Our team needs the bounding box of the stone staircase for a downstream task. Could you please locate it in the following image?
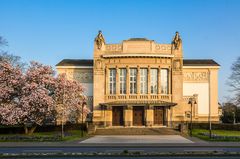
[94,127,180,135]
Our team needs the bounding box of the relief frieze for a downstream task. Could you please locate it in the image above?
[73,71,93,83]
[183,72,209,82]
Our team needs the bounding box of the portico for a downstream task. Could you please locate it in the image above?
[100,100,176,127]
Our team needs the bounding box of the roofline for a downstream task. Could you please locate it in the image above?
[183,66,220,69]
[56,66,93,69]
[102,53,174,58]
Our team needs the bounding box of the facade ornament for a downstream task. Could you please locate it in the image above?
[95,30,105,49]
[172,31,182,50]
[173,59,181,70]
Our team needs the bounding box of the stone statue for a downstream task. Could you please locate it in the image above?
[95,30,105,49]
[172,31,182,50]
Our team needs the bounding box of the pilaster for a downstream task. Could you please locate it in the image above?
[137,66,140,95]
[158,66,161,94]
[126,66,130,98]
[147,65,151,96]
[116,66,119,95]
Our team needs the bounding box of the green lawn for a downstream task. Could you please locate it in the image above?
[192,129,240,142]
[0,130,87,142]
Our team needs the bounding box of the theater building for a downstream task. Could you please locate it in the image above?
[56,31,221,128]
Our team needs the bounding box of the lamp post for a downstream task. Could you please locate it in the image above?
[81,100,87,137]
[188,98,197,137]
[61,106,64,138]
[233,111,236,125]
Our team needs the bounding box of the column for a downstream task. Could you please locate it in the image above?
[158,66,161,94]
[147,65,151,96]
[116,66,119,96]
[124,105,133,127]
[126,66,130,98]
[168,68,171,96]
[105,66,109,95]
[137,66,140,95]
[105,106,112,127]
[146,105,154,127]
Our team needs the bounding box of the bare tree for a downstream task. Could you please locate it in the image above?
[228,57,240,106]
[0,36,26,70]
[220,102,239,123]
[0,36,7,46]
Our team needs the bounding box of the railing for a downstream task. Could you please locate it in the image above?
[105,94,172,102]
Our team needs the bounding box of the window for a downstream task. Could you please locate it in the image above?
[109,69,116,94]
[161,69,169,94]
[130,68,137,94]
[150,69,158,94]
[119,68,126,94]
[140,68,148,94]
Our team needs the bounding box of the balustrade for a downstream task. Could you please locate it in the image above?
[105,94,172,102]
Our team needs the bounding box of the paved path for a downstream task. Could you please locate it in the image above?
[80,135,193,144]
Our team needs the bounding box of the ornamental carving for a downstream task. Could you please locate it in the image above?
[95,59,103,69]
[105,44,122,51]
[173,59,182,70]
[155,44,172,53]
[73,71,93,83]
[183,72,208,82]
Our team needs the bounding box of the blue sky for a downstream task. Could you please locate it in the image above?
[1,0,240,102]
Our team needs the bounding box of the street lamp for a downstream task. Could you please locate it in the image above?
[61,106,64,138]
[188,98,197,137]
[81,100,87,137]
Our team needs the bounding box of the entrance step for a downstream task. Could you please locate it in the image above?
[94,127,180,135]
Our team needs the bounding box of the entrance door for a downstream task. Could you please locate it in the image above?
[112,106,123,126]
[133,106,144,126]
[154,107,164,125]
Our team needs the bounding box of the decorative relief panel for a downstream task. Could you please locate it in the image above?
[173,59,182,71]
[105,44,122,52]
[155,44,172,53]
[95,59,103,70]
[183,72,209,82]
[73,70,93,83]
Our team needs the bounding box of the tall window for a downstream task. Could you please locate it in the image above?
[150,69,158,94]
[109,68,116,94]
[130,68,137,94]
[119,68,126,94]
[140,68,148,94]
[161,69,169,94]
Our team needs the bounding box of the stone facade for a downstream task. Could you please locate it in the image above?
[56,32,221,128]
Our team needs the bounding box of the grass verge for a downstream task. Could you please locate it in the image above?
[0,130,87,142]
[192,129,240,142]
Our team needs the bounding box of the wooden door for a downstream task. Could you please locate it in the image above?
[112,106,123,126]
[133,106,144,126]
[154,107,164,125]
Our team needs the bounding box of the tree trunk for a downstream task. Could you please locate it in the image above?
[23,125,37,135]
[28,125,37,135]
[24,125,28,134]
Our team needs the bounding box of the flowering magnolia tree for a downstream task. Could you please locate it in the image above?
[0,60,89,135]
[53,74,90,124]
[0,61,25,125]
[19,62,56,134]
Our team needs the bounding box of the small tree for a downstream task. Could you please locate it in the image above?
[221,102,239,124]
[53,74,89,126]
[228,57,240,106]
